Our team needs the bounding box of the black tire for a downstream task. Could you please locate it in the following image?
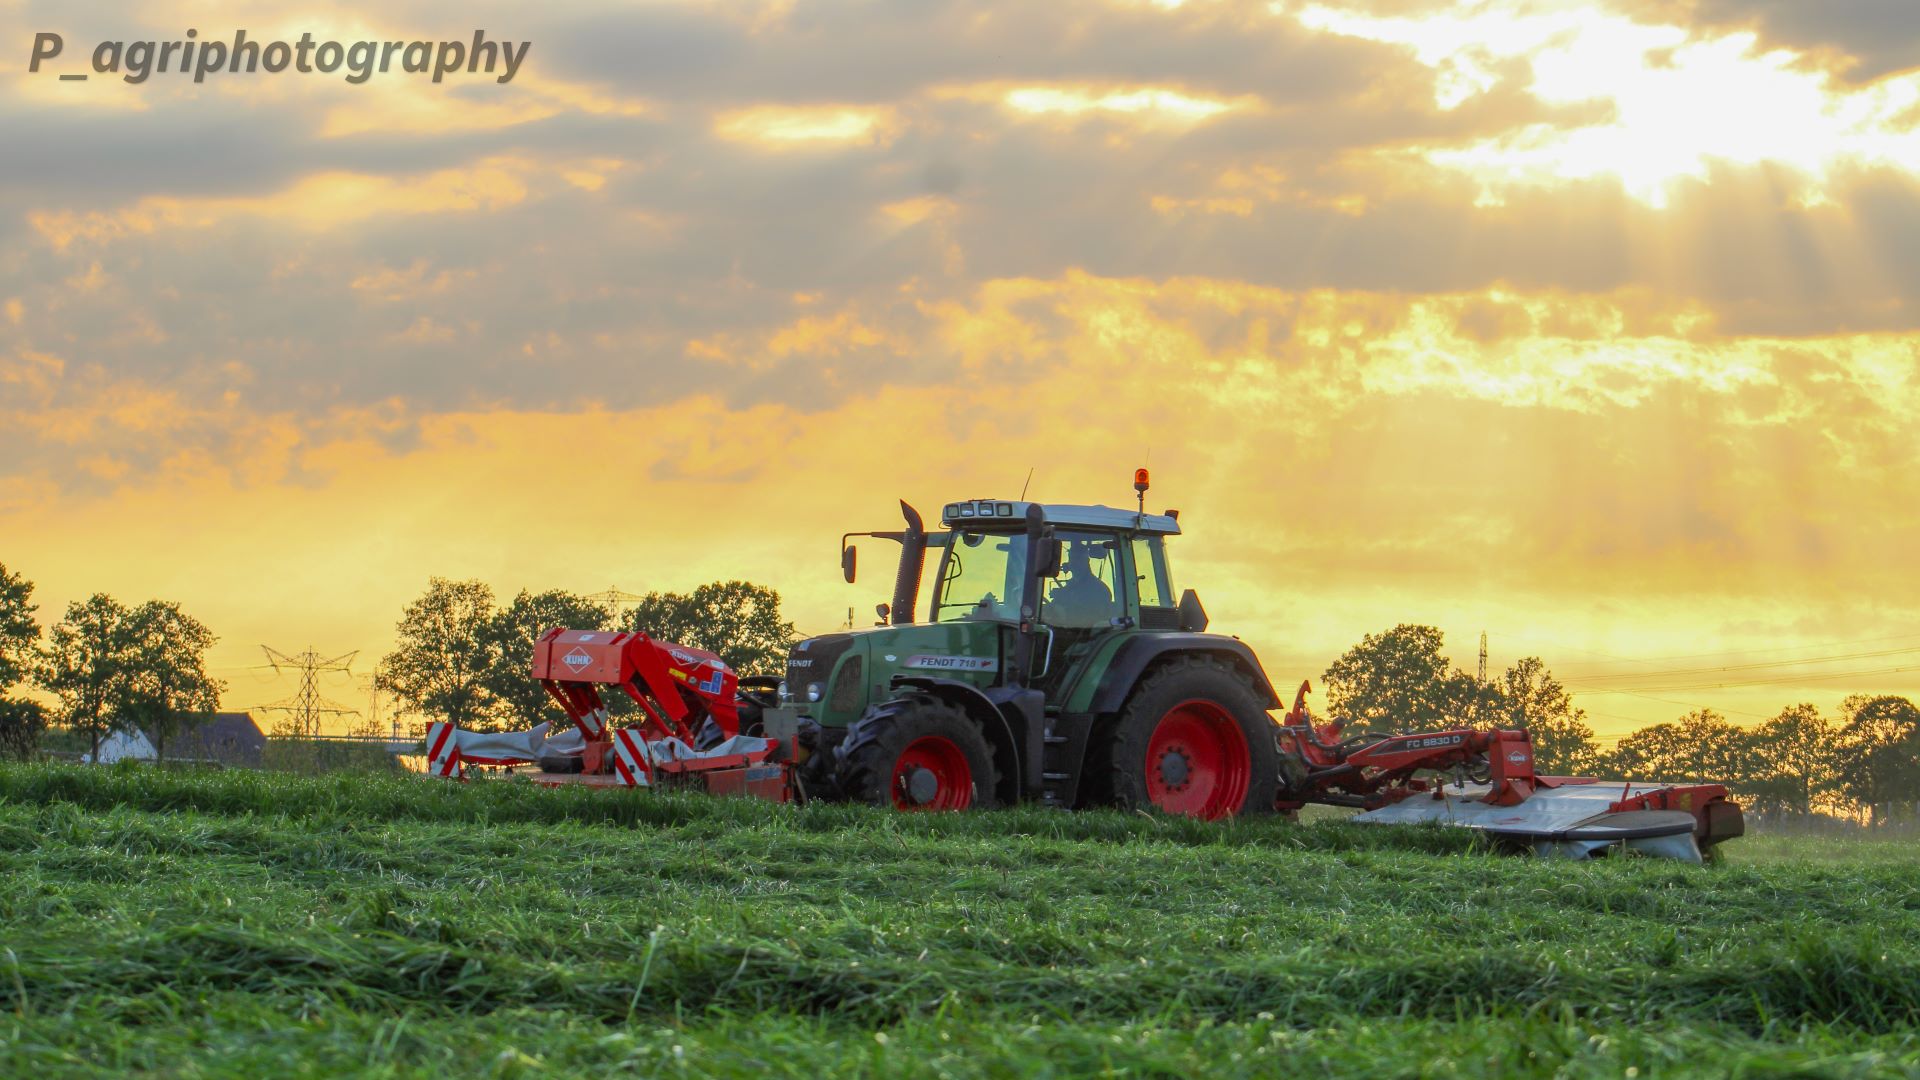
[1104,655,1281,820]
[838,695,1001,811]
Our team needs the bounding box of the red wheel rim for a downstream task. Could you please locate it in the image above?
[891,735,974,811]
[1143,699,1250,820]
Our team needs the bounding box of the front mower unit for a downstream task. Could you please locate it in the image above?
[425,628,796,800]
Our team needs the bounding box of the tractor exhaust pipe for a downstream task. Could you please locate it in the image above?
[890,501,926,625]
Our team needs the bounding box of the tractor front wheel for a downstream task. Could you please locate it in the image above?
[839,697,1000,811]
[1105,656,1281,820]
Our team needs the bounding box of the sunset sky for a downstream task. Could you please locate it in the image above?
[4,0,1919,739]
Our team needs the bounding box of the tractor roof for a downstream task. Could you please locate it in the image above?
[940,499,1181,535]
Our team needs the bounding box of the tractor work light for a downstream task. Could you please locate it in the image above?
[941,500,1022,526]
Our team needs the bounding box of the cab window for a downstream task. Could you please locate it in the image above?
[1041,531,1123,628]
[1132,536,1175,610]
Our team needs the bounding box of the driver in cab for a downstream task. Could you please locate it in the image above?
[1044,541,1117,628]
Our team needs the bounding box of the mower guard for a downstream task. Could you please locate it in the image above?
[1352,780,1740,862]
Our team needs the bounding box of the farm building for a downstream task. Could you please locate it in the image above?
[82,713,268,767]
[160,712,268,767]
[85,728,157,764]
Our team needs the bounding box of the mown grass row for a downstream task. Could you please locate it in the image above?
[0,760,1485,852]
[2,763,1917,1077]
[10,906,1915,1032]
[8,1003,1920,1079]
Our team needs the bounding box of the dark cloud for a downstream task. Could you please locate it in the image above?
[1626,0,1920,81]
[542,0,1393,107]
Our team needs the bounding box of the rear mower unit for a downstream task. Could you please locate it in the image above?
[421,472,1745,860]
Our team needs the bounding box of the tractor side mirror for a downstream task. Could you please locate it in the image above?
[1177,589,1209,632]
[1036,538,1063,578]
[841,545,857,583]
[875,602,891,625]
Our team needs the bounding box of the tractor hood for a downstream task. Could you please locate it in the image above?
[786,621,1005,727]
[785,632,861,708]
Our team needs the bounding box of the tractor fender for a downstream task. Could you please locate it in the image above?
[1043,636,1283,809]
[1088,634,1283,714]
[840,677,1030,805]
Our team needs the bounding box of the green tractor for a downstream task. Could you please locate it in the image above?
[767,476,1286,819]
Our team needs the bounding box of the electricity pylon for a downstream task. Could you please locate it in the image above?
[258,646,359,738]
[584,586,645,616]
[583,584,645,611]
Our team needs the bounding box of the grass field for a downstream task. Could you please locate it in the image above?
[0,764,1916,1078]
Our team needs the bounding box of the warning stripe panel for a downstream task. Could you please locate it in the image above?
[426,722,453,763]
[612,728,650,787]
[425,721,465,779]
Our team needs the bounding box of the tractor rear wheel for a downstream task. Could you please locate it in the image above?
[1105,655,1280,820]
[839,696,1000,811]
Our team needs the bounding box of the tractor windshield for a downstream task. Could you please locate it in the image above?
[932,531,1028,623]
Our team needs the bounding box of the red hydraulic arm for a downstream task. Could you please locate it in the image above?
[1277,679,1537,809]
[531,629,741,747]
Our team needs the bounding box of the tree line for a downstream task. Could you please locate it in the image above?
[7,556,1913,823]
[374,578,796,734]
[1323,624,1920,825]
[0,562,222,761]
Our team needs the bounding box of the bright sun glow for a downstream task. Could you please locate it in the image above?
[713,105,898,147]
[1296,1,1920,207]
[1004,86,1241,121]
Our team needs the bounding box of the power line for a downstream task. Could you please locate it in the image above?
[1575,663,1920,695]
[1501,628,1917,720]
[1521,631,1920,673]
[1570,686,1774,720]
[257,646,359,738]
[1568,645,1920,685]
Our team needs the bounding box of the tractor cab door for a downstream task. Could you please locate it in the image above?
[1033,529,1133,695]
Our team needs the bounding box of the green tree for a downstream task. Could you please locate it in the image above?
[0,562,39,692]
[1835,695,1920,826]
[377,579,499,730]
[483,589,611,730]
[114,600,224,762]
[1604,709,1751,785]
[37,594,132,761]
[0,698,47,761]
[0,562,44,760]
[622,581,797,677]
[1322,624,1480,731]
[1496,656,1598,774]
[1743,703,1839,819]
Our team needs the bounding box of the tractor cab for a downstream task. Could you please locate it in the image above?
[929,499,1182,632]
[811,495,1201,727]
[922,500,1188,700]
